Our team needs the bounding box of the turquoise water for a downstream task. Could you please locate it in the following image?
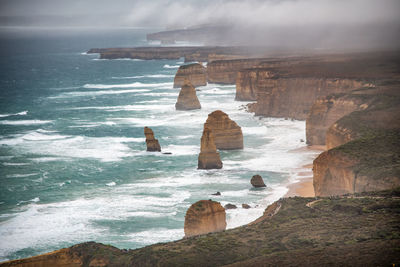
[0,28,318,261]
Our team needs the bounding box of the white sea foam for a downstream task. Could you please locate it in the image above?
[83,82,173,89]
[106,182,116,186]
[6,173,40,178]
[0,120,52,126]
[49,89,151,99]
[127,228,183,244]
[111,74,174,79]
[2,162,30,166]
[163,64,180,69]
[0,111,28,118]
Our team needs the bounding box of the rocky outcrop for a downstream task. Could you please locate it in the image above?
[184,200,226,238]
[253,77,365,120]
[205,110,243,150]
[224,204,237,209]
[250,175,266,187]
[173,63,207,88]
[313,131,400,196]
[198,124,223,169]
[306,89,374,146]
[144,127,161,152]
[236,68,276,101]
[175,80,201,110]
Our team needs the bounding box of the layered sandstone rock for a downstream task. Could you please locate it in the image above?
[184,200,226,237]
[306,91,372,146]
[205,110,243,150]
[253,78,365,120]
[198,124,223,169]
[236,68,275,101]
[250,174,266,187]
[173,63,207,88]
[175,80,201,110]
[144,127,161,152]
[313,131,400,197]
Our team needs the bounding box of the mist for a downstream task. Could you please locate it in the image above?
[1,0,399,50]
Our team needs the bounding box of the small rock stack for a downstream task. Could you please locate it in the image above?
[144,127,161,152]
[175,79,201,110]
[198,124,223,169]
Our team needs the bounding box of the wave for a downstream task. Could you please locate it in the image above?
[83,82,173,89]
[163,64,180,69]
[49,89,151,99]
[0,111,28,118]
[111,74,175,79]
[6,173,40,178]
[0,120,52,126]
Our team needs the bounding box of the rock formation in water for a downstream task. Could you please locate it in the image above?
[198,124,223,169]
[184,200,226,238]
[205,110,243,150]
[173,63,207,88]
[144,127,161,152]
[224,204,237,209]
[175,79,201,110]
[251,174,266,187]
[242,204,251,209]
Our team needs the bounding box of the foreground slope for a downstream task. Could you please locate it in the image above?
[3,189,400,266]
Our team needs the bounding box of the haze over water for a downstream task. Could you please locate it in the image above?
[0,28,319,261]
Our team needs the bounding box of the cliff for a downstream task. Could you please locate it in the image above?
[4,189,400,266]
[313,131,400,196]
[175,80,201,110]
[205,110,243,150]
[198,124,223,169]
[184,200,226,238]
[173,63,207,88]
[306,88,375,146]
[144,127,161,152]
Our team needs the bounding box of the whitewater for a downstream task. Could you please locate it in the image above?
[0,28,319,262]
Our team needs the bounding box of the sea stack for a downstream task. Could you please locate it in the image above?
[175,79,201,110]
[198,124,223,169]
[144,127,161,152]
[251,175,266,187]
[184,200,226,238]
[173,63,207,88]
[206,110,244,150]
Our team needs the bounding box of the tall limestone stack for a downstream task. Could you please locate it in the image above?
[175,79,201,110]
[198,124,223,169]
[144,127,161,152]
[173,63,207,88]
[184,200,226,237]
[205,110,243,150]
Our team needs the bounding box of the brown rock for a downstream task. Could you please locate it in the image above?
[173,63,207,88]
[198,124,223,169]
[144,127,161,152]
[205,110,243,150]
[184,200,226,237]
[224,203,237,209]
[175,79,201,110]
[251,175,266,188]
[242,204,251,209]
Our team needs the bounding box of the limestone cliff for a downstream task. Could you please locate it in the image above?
[236,68,276,101]
[175,80,201,110]
[198,124,223,169]
[184,200,226,237]
[205,110,243,150]
[253,77,365,120]
[306,89,374,146]
[173,63,207,88]
[144,127,161,152]
[313,131,400,196]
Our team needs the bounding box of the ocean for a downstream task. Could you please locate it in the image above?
[0,27,319,262]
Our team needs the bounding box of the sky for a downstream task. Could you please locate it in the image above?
[0,0,399,49]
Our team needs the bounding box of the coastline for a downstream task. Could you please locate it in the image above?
[285,145,326,198]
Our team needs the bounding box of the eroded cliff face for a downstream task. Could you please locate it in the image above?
[198,124,223,169]
[205,110,243,150]
[175,80,201,110]
[236,68,276,101]
[313,131,400,197]
[253,78,365,120]
[173,63,207,88]
[306,92,372,146]
[184,200,226,238]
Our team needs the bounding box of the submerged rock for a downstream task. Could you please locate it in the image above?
[184,200,226,237]
[224,203,237,209]
[211,191,221,196]
[175,79,201,110]
[198,124,223,169]
[205,110,243,150]
[251,175,266,188]
[242,204,251,209]
[144,127,161,152]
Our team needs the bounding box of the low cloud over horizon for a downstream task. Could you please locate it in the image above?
[1,0,399,50]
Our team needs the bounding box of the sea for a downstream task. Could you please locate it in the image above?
[0,27,319,262]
